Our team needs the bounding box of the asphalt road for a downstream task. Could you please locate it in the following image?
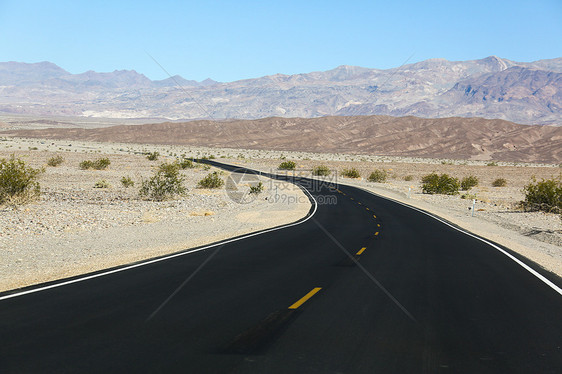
[1,162,561,373]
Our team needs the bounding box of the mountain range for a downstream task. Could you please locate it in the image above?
[0,56,560,125]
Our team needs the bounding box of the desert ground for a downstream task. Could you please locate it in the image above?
[1,136,560,292]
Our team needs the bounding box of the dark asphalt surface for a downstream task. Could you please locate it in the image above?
[1,161,561,373]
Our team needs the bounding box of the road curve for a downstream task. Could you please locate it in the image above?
[1,161,561,373]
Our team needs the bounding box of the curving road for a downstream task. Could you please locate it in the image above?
[1,161,561,373]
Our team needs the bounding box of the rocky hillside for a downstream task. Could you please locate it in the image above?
[3,115,561,163]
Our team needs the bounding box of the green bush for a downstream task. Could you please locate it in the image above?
[421,173,460,195]
[197,171,225,189]
[178,158,195,169]
[486,161,498,167]
[249,182,264,195]
[404,175,414,181]
[139,162,186,201]
[367,169,388,183]
[79,160,93,169]
[492,178,507,187]
[460,175,479,190]
[341,168,361,178]
[94,180,110,188]
[47,155,64,167]
[0,155,42,205]
[121,176,135,188]
[521,177,562,214]
[80,158,111,170]
[146,151,160,161]
[312,165,331,176]
[278,161,296,170]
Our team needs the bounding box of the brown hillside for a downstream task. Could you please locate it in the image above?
[2,115,561,163]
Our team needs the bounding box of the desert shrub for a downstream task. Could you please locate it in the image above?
[93,158,111,169]
[520,177,562,214]
[460,175,479,190]
[178,158,195,169]
[249,182,264,194]
[79,160,93,169]
[121,176,135,188]
[492,178,507,187]
[80,158,111,170]
[94,180,110,188]
[139,162,186,201]
[367,170,388,183]
[146,151,160,161]
[312,165,331,176]
[341,168,361,178]
[0,155,42,205]
[278,161,296,170]
[197,171,225,189]
[47,155,64,167]
[421,173,460,195]
[486,161,498,167]
[158,162,181,174]
[404,175,414,181]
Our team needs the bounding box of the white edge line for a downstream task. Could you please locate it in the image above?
[0,176,318,301]
[352,184,562,297]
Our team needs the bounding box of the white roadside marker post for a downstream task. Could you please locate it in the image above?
[472,199,476,217]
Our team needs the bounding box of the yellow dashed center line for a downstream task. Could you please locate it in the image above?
[288,288,322,310]
[373,215,377,219]
[358,202,362,205]
[356,247,366,255]
[365,207,370,211]
[377,224,381,227]
[350,197,354,200]
[375,232,379,236]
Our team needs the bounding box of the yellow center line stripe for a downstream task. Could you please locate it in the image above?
[350,197,354,200]
[289,287,322,310]
[373,215,377,219]
[377,224,381,227]
[358,202,362,205]
[375,232,379,236]
[365,207,370,211]
[356,247,366,255]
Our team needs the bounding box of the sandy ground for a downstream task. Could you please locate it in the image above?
[1,137,560,292]
[0,139,310,292]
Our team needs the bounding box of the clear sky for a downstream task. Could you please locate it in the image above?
[0,0,560,82]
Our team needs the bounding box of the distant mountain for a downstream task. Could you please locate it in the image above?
[0,57,560,125]
[0,61,69,85]
[0,61,216,89]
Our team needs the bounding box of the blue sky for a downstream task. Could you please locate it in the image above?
[0,0,560,82]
